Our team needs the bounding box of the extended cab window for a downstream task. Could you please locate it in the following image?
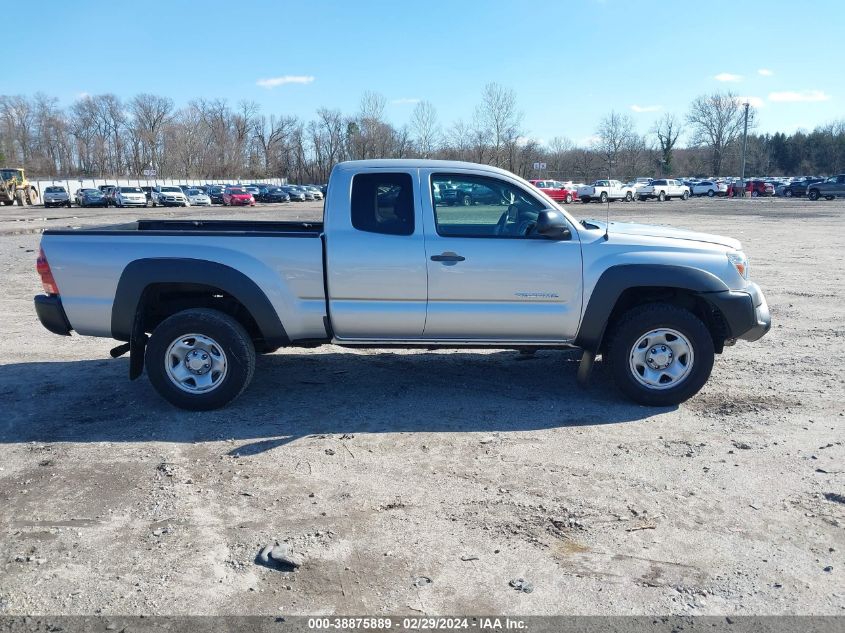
[351,172,414,236]
[431,173,545,238]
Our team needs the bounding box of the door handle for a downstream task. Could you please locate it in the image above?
[430,253,465,262]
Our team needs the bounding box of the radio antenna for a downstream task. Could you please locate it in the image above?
[604,176,611,241]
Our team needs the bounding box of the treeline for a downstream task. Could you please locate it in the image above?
[1,86,842,182]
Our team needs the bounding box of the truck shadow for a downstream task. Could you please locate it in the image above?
[0,349,674,453]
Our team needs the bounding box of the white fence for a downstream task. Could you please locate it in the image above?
[29,176,287,195]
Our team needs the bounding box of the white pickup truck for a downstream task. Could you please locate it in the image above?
[34,160,770,410]
[577,180,635,203]
[637,179,690,201]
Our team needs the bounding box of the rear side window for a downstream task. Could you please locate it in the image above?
[351,173,414,236]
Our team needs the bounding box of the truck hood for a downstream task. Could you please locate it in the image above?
[584,219,741,250]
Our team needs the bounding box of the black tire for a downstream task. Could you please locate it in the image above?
[600,192,608,203]
[784,189,793,197]
[808,189,819,201]
[461,194,472,206]
[638,196,647,202]
[605,303,714,406]
[145,308,256,411]
[657,191,666,202]
[682,191,689,200]
[625,191,633,202]
[581,197,590,203]
[565,193,573,204]
[707,190,715,197]
[825,196,835,201]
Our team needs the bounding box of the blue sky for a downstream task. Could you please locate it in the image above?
[21,0,845,146]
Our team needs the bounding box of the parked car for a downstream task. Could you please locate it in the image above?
[305,185,324,200]
[637,179,690,201]
[113,186,148,208]
[99,185,118,206]
[74,188,99,205]
[783,177,824,197]
[152,186,189,207]
[735,180,774,197]
[691,181,728,197]
[206,186,226,204]
[77,189,107,208]
[222,186,255,206]
[243,186,261,199]
[291,185,315,201]
[528,180,578,204]
[578,180,636,203]
[439,181,502,206]
[140,186,154,202]
[282,186,306,202]
[43,186,71,208]
[184,188,212,206]
[807,174,845,200]
[257,187,290,203]
[33,159,771,411]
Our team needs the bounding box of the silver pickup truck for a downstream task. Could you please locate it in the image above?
[34,160,771,410]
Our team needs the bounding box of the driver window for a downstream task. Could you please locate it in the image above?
[431,173,545,238]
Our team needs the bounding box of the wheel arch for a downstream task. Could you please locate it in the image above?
[111,258,289,349]
[574,264,731,354]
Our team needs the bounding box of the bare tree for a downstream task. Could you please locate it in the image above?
[652,113,682,176]
[129,94,173,173]
[687,92,754,176]
[476,83,522,168]
[596,111,634,178]
[410,100,439,158]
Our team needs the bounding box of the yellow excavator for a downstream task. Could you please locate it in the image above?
[0,168,40,206]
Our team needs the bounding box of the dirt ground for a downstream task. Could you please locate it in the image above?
[0,196,842,616]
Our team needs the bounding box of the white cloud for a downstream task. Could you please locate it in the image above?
[76,91,90,100]
[734,96,765,108]
[579,134,600,147]
[256,75,315,88]
[768,90,831,103]
[630,104,662,113]
[390,98,420,105]
[714,72,743,82]
[757,68,774,76]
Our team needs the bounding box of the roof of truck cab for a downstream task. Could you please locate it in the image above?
[334,159,517,177]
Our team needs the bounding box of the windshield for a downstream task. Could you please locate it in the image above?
[45,186,65,193]
[228,188,245,194]
[120,187,142,193]
[160,187,181,193]
[187,189,202,195]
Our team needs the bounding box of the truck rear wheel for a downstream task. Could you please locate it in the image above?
[600,192,608,203]
[605,303,714,406]
[657,191,666,202]
[145,308,256,411]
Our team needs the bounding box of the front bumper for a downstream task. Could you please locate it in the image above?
[705,282,771,343]
[34,294,72,336]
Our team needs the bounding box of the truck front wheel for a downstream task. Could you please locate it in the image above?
[145,308,256,411]
[605,303,714,406]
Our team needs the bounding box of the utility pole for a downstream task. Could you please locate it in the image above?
[739,102,750,194]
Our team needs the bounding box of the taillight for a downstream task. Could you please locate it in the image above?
[37,247,60,295]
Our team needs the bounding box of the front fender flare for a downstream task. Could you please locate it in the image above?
[573,264,729,352]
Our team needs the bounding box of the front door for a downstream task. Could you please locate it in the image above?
[325,169,428,340]
[421,170,583,342]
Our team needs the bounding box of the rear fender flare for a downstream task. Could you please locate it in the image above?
[111,258,289,347]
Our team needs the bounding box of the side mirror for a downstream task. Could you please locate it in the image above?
[535,209,571,240]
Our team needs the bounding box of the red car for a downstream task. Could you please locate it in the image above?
[222,186,255,206]
[529,179,578,204]
[727,180,774,198]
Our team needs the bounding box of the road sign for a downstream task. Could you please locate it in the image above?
[533,162,546,170]
[142,169,157,177]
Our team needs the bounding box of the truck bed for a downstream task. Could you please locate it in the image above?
[44,219,323,237]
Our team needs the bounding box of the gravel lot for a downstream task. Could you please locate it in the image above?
[0,196,842,616]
